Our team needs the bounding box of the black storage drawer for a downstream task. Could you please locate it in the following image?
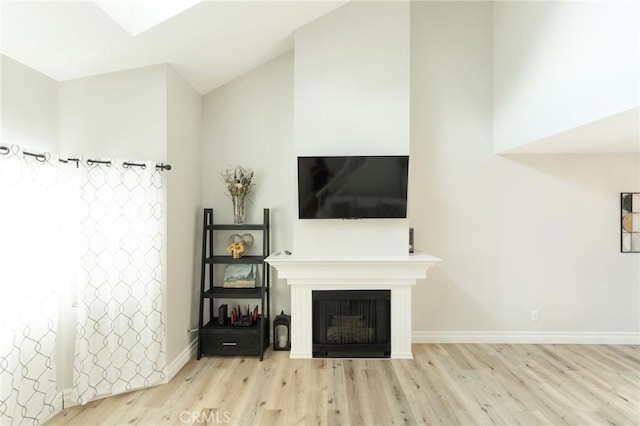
[200,319,269,356]
[201,330,260,355]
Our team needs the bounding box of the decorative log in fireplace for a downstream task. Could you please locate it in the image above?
[312,290,391,358]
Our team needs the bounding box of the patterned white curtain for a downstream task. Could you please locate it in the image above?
[73,160,167,404]
[0,146,168,424]
[0,148,66,425]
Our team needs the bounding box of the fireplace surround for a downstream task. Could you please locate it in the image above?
[265,253,440,359]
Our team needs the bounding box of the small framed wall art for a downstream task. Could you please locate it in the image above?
[621,192,640,253]
[223,264,258,288]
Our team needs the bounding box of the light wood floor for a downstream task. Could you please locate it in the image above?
[47,344,639,426]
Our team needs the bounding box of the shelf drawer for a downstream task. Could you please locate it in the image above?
[201,330,261,355]
[199,319,269,356]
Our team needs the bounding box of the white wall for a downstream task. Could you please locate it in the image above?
[201,51,295,315]
[493,1,640,153]
[1,55,59,152]
[293,1,411,256]
[294,1,410,155]
[411,1,639,341]
[58,65,167,160]
[165,66,202,365]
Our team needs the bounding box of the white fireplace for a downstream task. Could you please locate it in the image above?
[265,253,440,359]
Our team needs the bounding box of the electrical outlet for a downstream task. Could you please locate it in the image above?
[531,310,538,321]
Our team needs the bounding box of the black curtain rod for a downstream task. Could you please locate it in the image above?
[86,158,172,171]
[123,161,145,169]
[23,150,49,162]
[87,158,112,167]
[0,146,171,171]
[59,158,81,167]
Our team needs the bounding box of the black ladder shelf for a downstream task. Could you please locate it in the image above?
[197,208,270,361]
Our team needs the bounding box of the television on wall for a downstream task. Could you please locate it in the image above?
[297,155,409,219]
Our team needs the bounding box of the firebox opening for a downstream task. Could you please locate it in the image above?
[312,290,391,358]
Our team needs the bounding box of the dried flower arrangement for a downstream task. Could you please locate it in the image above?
[220,165,254,197]
[220,165,255,224]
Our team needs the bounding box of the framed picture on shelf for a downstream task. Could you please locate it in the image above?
[223,264,258,288]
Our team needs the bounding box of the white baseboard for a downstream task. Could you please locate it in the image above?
[412,330,640,345]
[167,338,198,382]
[63,389,84,409]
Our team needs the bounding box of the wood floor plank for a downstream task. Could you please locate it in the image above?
[326,360,349,424]
[46,344,640,426]
[258,409,282,426]
[392,359,440,424]
[233,352,279,426]
[142,358,228,425]
[343,360,370,426]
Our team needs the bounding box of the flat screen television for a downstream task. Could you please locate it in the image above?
[298,155,409,219]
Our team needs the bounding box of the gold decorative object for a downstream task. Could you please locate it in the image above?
[226,241,246,259]
[227,233,253,258]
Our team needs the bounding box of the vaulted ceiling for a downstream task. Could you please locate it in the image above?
[0,0,347,94]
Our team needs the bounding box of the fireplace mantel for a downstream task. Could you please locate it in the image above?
[265,253,440,359]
